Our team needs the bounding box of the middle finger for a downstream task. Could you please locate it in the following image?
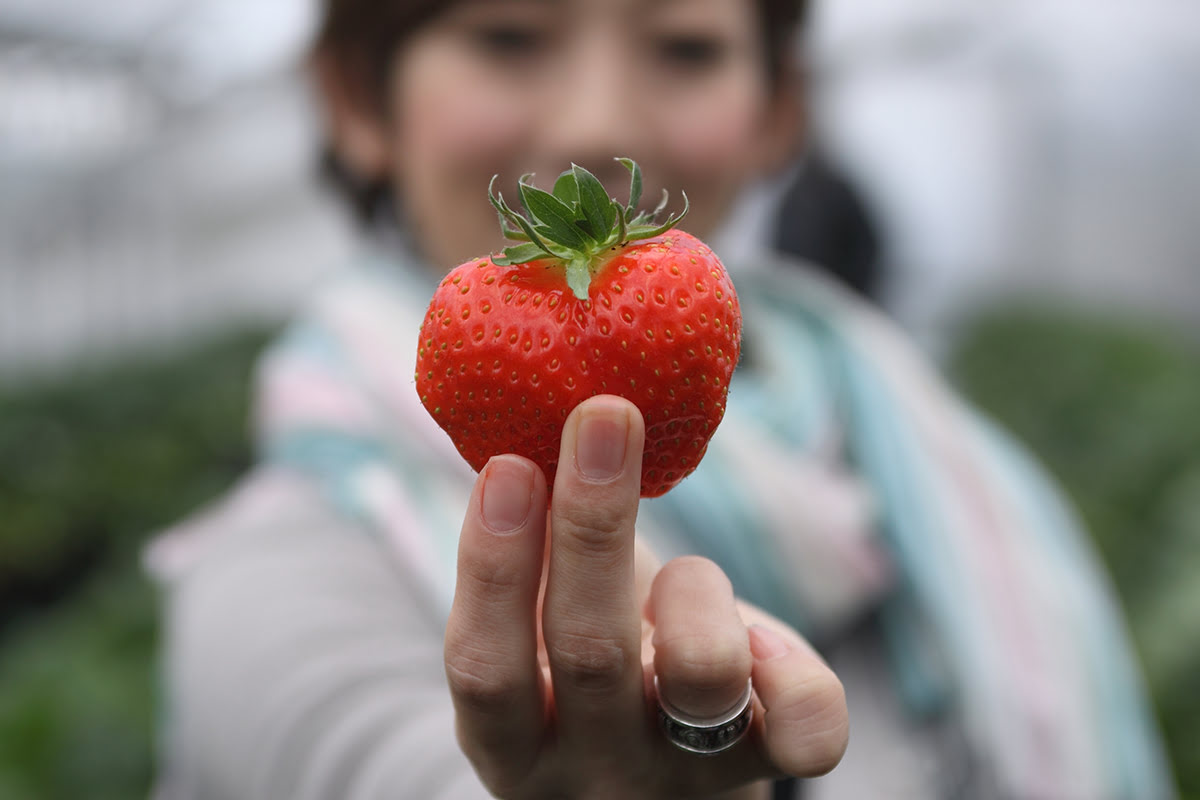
[542,395,647,750]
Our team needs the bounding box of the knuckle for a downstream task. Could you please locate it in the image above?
[660,634,752,691]
[556,501,627,551]
[444,647,522,715]
[775,666,846,720]
[459,548,528,596]
[545,629,633,693]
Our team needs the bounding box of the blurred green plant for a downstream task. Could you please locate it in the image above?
[0,329,271,799]
[0,332,270,625]
[0,559,158,800]
[951,305,1200,799]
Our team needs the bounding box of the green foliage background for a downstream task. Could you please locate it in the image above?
[951,307,1200,798]
[0,308,1196,798]
[0,330,270,800]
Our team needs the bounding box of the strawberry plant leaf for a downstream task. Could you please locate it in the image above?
[489,176,538,243]
[553,170,580,206]
[483,159,686,297]
[573,164,617,242]
[499,223,530,242]
[509,205,555,252]
[629,191,689,240]
[493,241,549,265]
[651,188,670,218]
[519,181,589,249]
[618,157,643,217]
[565,255,592,300]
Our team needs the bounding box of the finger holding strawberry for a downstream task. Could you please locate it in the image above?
[415,159,742,496]
[444,395,849,799]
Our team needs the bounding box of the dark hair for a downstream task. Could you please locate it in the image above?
[313,0,445,112]
[313,0,810,223]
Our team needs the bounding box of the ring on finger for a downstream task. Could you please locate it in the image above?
[654,676,753,756]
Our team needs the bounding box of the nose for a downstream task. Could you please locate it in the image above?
[538,28,650,182]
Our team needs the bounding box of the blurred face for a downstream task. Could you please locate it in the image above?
[355,0,794,270]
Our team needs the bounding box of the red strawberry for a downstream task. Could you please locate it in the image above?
[415,159,741,497]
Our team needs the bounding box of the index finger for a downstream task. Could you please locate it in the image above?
[541,395,647,752]
[444,455,549,789]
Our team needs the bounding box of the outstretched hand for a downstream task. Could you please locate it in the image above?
[444,395,848,799]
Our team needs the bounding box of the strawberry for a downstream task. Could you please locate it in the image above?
[415,159,741,497]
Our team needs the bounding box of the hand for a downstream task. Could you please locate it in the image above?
[444,395,848,799]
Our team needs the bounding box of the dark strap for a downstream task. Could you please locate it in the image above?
[772,777,801,799]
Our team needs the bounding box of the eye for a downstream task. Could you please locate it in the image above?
[655,34,727,70]
[468,23,548,58]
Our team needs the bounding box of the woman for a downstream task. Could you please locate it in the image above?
[148,1,1173,798]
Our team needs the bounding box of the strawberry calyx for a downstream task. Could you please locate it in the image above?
[488,157,689,301]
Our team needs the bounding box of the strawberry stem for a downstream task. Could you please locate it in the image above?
[489,158,688,301]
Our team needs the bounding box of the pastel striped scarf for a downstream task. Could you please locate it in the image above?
[252,247,1173,799]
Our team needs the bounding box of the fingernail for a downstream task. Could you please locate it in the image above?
[748,624,793,662]
[481,457,534,533]
[575,402,628,480]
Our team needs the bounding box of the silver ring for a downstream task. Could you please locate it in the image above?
[654,676,753,755]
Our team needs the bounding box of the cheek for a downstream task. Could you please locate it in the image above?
[641,85,771,237]
[656,86,766,175]
[659,93,765,201]
[400,66,530,169]
[387,58,536,264]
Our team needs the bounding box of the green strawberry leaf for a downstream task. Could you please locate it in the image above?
[489,200,523,242]
[492,241,549,265]
[628,191,689,240]
[614,201,628,248]
[519,180,590,249]
[552,170,581,206]
[489,177,536,242]
[486,158,687,301]
[618,158,643,216]
[490,187,556,255]
[509,208,556,253]
[573,164,617,242]
[565,255,592,300]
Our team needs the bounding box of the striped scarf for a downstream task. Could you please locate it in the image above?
[248,246,1171,799]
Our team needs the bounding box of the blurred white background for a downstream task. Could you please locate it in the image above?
[2,0,1198,377]
[808,0,1200,353]
[0,0,352,379]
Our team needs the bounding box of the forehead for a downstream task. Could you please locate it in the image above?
[447,0,756,15]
